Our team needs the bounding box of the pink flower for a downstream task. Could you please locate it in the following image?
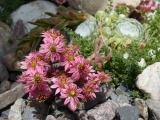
[60,83,84,111]
[20,51,48,74]
[41,29,64,41]
[29,86,52,102]
[55,0,67,4]
[51,77,73,95]
[24,71,50,92]
[17,71,30,84]
[68,56,95,80]
[97,71,111,83]
[87,73,101,87]
[82,83,99,100]
[61,53,76,71]
[39,37,64,62]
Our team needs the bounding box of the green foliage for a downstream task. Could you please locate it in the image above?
[103,40,160,98]
[115,5,129,15]
[63,27,95,58]
[147,7,160,41]
[0,0,25,25]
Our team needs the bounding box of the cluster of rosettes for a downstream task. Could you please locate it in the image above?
[139,0,158,13]
[17,29,110,111]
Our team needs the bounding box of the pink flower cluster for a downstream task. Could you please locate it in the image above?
[139,0,158,13]
[18,29,111,111]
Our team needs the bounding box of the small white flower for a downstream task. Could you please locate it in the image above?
[137,58,147,68]
[148,49,156,58]
[157,47,160,51]
[123,52,129,59]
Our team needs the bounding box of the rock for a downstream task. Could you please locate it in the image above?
[115,106,140,120]
[0,117,6,120]
[87,100,118,120]
[11,1,57,32]
[67,0,108,15]
[74,110,88,120]
[46,115,57,120]
[78,83,112,110]
[135,98,148,120]
[115,84,130,97]
[22,100,49,120]
[112,0,141,8]
[74,18,97,38]
[2,53,18,71]
[51,103,76,120]
[10,82,19,89]
[0,22,12,60]
[116,95,130,107]
[0,84,25,110]
[8,98,25,120]
[146,99,160,120]
[110,91,118,101]
[0,62,9,82]
[0,81,11,93]
[136,62,160,100]
[1,107,10,119]
[67,0,140,15]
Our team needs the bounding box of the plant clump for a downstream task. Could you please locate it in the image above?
[18,29,111,111]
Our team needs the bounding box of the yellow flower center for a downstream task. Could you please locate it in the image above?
[87,87,93,92]
[70,90,76,96]
[60,73,67,79]
[49,45,56,52]
[68,56,74,61]
[77,64,84,71]
[37,93,47,102]
[60,80,66,87]
[100,75,105,81]
[92,81,97,85]
[34,75,42,83]
[51,33,57,38]
[31,61,36,67]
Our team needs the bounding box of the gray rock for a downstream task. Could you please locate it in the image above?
[0,117,7,120]
[135,98,148,120]
[110,92,118,101]
[46,115,57,120]
[116,84,130,96]
[67,0,140,15]
[67,0,108,15]
[116,94,130,107]
[74,18,97,38]
[1,108,10,119]
[0,84,25,110]
[22,100,49,120]
[11,1,57,32]
[0,81,11,93]
[8,98,25,120]
[87,100,118,120]
[10,82,19,89]
[115,106,140,120]
[0,22,12,60]
[51,103,76,120]
[146,99,160,120]
[0,62,9,82]
[136,62,160,100]
[74,110,88,120]
[2,53,18,71]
